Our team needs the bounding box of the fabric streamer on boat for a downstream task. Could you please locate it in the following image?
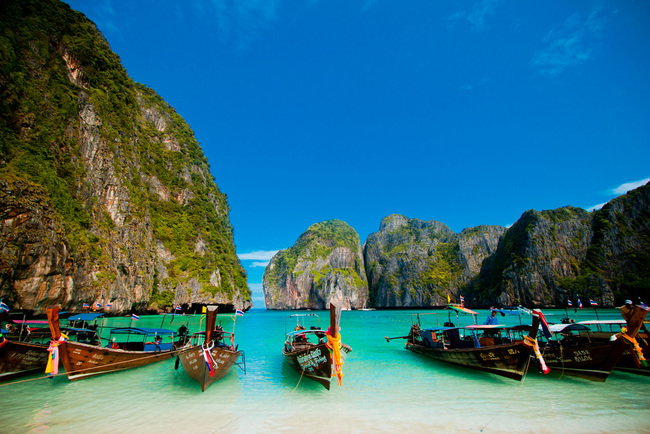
[326,329,344,386]
[203,342,215,377]
[618,327,648,367]
[523,335,549,374]
[45,333,68,377]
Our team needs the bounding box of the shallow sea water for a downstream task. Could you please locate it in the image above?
[3,308,650,433]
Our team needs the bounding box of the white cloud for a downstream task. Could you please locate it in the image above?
[609,177,650,195]
[200,0,282,52]
[585,203,607,212]
[581,176,649,211]
[531,4,604,77]
[250,261,270,268]
[467,0,502,31]
[447,0,502,31]
[237,250,279,261]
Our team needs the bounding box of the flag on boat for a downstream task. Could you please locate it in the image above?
[175,305,182,311]
[460,295,465,306]
[83,303,90,308]
[236,309,244,317]
[589,299,598,307]
[640,300,649,310]
[131,313,139,321]
[536,310,553,339]
[567,299,572,307]
[96,303,101,309]
[203,343,215,377]
[0,300,9,313]
[578,298,583,309]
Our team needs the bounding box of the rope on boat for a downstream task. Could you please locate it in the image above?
[540,343,565,379]
[291,368,306,393]
[523,335,549,374]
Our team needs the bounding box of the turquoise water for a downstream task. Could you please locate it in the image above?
[3,309,650,433]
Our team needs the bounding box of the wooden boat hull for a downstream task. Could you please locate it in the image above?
[59,340,176,380]
[406,341,533,381]
[585,330,650,376]
[540,341,626,381]
[177,344,241,392]
[0,340,48,382]
[283,342,334,389]
[615,334,650,375]
[542,306,649,381]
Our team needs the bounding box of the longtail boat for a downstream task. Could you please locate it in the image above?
[1,310,99,382]
[175,305,245,392]
[538,306,649,381]
[0,338,49,382]
[282,302,351,390]
[46,306,184,380]
[576,319,650,376]
[386,306,542,381]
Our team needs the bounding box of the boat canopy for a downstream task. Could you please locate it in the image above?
[549,323,591,333]
[60,326,98,333]
[286,329,324,337]
[67,313,104,321]
[447,304,479,316]
[464,324,509,330]
[9,319,49,325]
[110,327,176,336]
[497,307,532,315]
[577,320,626,325]
[424,326,460,332]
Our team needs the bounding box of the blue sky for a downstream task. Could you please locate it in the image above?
[62,1,650,308]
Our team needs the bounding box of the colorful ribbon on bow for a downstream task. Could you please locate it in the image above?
[618,327,647,367]
[326,330,344,386]
[203,341,215,377]
[45,333,68,377]
[523,335,550,374]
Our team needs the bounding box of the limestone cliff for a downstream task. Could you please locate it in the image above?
[0,0,250,314]
[263,220,369,310]
[469,206,595,307]
[364,215,505,308]
[471,182,650,307]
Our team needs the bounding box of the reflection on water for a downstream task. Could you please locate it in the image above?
[3,309,650,433]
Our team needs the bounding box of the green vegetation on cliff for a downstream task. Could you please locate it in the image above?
[0,0,249,308]
[269,220,360,278]
[422,241,462,288]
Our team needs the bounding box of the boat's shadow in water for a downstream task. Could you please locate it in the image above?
[404,349,518,384]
